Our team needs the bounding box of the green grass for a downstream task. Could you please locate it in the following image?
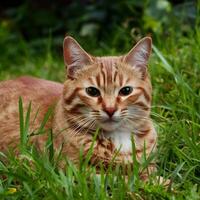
[0,24,200,199]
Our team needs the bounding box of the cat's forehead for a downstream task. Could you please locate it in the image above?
[95,56,122,68]
[95,56,138,79]
[75,56,141,87]
[80,56,141,88]
[96,56,132,74]
[94,57,121,87]
[77,56,123,77]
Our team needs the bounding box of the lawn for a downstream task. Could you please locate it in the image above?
[0,3,200,199]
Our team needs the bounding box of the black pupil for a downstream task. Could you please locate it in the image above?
[119,86,133,96]
[86,87,100,97]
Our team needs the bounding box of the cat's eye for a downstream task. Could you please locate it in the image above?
[86,87,101,97]
[119,86,133,96]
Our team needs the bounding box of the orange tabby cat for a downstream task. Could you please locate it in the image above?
[0,36,157,176]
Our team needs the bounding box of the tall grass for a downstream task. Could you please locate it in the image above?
[0,98,168,200]
[0,25,200,200]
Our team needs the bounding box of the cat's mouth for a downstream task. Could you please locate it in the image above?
[98,118,121,131]
[102,118,119,122]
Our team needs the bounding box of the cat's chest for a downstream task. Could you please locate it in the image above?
[102,129,132,153]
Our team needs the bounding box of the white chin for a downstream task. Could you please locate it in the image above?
[99,122,120,132]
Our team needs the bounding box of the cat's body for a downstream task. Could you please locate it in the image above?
[0,76,63,152]
[0,37,157,174]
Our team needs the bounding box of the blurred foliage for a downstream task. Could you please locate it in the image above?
[0,0,197,48]
[0,2,200,199]
[0,0,198,77]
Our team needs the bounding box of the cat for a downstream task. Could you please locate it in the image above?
[0,36,157,177]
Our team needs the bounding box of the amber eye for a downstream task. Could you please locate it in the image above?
[119,86,133,96]
[86,87,101,97]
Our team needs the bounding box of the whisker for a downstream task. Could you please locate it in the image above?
[124,111,150,120]
[68,117,96,136]
[124,118,151,134]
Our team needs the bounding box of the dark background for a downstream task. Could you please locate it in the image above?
[0,2,200,197]
[0,0,197,54]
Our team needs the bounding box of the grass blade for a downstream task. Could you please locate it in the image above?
[19,97,25,150]
[152,45,175,75]
[36,106,54,135]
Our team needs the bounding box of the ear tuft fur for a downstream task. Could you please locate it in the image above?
[63,36,92,78]
[124,37,152,68]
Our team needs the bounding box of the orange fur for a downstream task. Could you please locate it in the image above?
[0,36,157,176]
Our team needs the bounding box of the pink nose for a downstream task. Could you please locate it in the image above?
[104,107,116,118]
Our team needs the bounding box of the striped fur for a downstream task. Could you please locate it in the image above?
[0,36,157,178]
[53,36,157,172]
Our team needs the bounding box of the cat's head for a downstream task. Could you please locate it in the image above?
[62,36,152,133]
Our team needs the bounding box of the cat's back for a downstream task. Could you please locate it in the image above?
[0,76,63,111]
[0,76,63,151]
[0,76,63,97]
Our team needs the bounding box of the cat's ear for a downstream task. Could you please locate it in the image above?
[63,36,93,79]
[124,37,152,68]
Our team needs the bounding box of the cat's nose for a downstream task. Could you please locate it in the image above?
[104,107,116,118]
